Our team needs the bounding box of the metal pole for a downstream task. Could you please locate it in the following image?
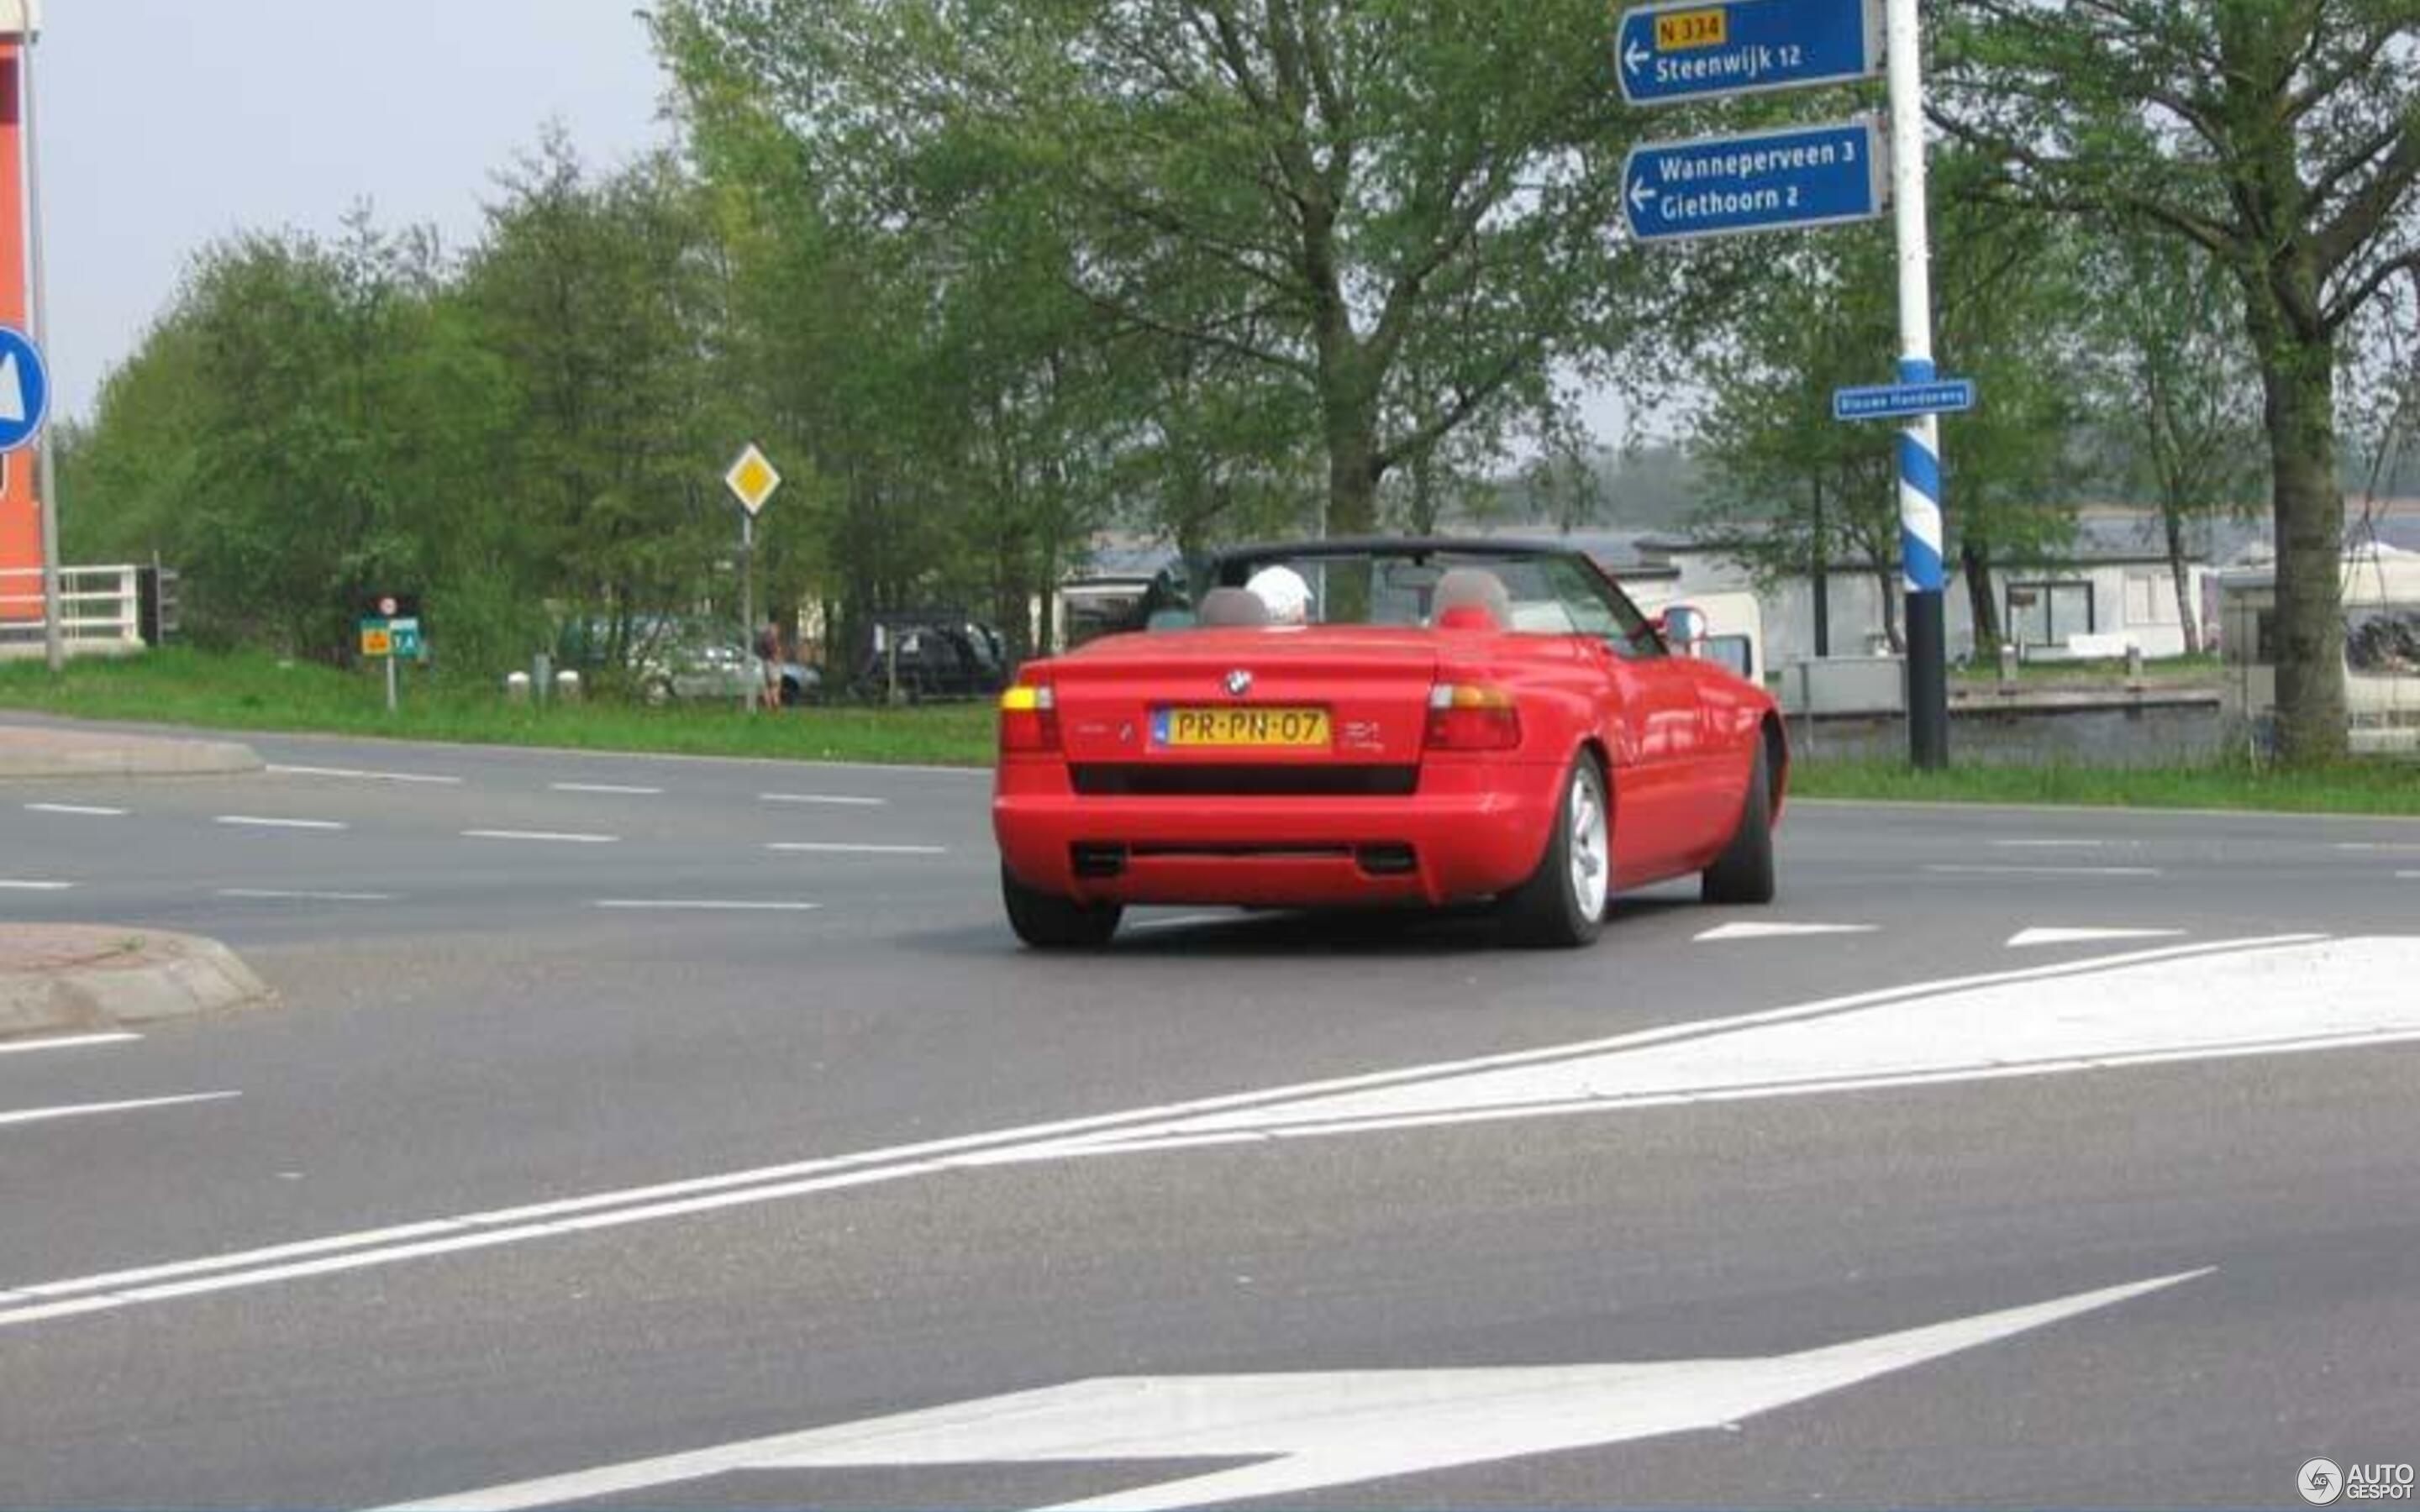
[21,24,60,672]
[385,652,398,715]
[1886,0,1948,769]
[740,509,755,716]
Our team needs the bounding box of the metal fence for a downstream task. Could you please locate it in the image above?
[0,564,153,654]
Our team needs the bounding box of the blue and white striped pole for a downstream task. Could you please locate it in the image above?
[1886,0,1949,768]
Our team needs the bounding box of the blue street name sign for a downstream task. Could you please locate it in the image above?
[1622,119,1886,244]
[1832,378,1978,422]
[1617,0,1885,107]
[0,325,50,453]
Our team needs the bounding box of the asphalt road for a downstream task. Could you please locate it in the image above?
[3,723,2417,1508]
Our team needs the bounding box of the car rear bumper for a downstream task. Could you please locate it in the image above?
[994,758,1565,907]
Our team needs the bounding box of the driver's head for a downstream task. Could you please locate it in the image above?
[1244,564,1312,626]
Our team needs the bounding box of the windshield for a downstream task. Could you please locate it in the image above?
[1163,545,1660,649]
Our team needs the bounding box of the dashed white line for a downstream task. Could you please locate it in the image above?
[216,816,348,832]
[0,1032,139,1057]
[2337,843,2420,853]
[1925,864,2162,878]
[594,900,823,912]
[1696,922,1879,942]
[760,793,887,807]
[766,842,947,856]
[266,764,463,785]
[23,803,128,817]
[1988,839,2112,849]
[2401,871,2420,880]
[217,889,397,903]
[550,783,663,796]
[0,879,75,891]
[2007,927,2186,948]
[0,1091,241,1130]
[461,829,618,845]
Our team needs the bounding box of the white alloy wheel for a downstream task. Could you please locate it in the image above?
[1567,764,1610,921]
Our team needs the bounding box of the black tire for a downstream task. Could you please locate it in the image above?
[1498,753,1610,948]
[1002,862,1123,949]
[1702,736,1777,906]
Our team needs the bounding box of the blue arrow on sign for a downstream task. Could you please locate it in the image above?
[1622,119,1886,244]
[0,327,50,454]
[1618,0,1885,107]
[1833,378,1979,422]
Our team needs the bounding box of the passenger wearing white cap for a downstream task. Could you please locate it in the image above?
[1244,564,1313,626]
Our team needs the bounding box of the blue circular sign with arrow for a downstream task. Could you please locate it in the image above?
[0,325,50,453]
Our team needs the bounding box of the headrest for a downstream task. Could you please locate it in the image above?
[1197,586,1272,627]
[1430,567,1511,630]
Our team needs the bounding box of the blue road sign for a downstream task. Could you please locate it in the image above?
[1622,120,1886,244]
[0,326,50,453]
[1833,378,1978,422]
[1617,0,1885,107]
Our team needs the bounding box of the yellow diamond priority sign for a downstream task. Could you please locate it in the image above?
[723,443,781,517]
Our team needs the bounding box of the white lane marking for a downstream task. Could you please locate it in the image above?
[549,783,663,795]
[1988,838,2112,849]
[23,803,128,816]
[1925,864,2161,877]
[765,842,947,856]
[1695,922,1879,942]
[1126,913,1235,932]
[0,1091,240,1130]
[593,900,823,913]
[216,816,348,832]
[2336,843,2420,853]
[218,889,397,903]
[0,879,74,891]
[377,1271,2208,1512]
[0,1032,140,1056]
[267,764,463,786]
[760,792,887,807]
[0,937,2313,1332]
[2402,871,2420,880]
[1007,934,2420,1160]
[460,830,618,845]
[2008,927,2186,949]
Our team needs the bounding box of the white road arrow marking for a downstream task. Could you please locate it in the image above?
[2008,927,2186,949]
[380,1271,2208,1512]
[1696,921,1879,942]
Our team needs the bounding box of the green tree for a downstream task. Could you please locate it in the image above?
[666,0,1648,539]
[1936,1,2420,759]
[2078,225,2265,654]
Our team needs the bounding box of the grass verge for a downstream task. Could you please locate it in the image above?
[6,648,2414,814]
[1791,756,2420,816]
[0,648,999,766]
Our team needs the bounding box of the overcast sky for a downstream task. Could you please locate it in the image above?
[42,0,671,423]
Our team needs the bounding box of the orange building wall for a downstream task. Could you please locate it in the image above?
[0,41,39,621]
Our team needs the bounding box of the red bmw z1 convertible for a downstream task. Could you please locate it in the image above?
[992,537,1785,949]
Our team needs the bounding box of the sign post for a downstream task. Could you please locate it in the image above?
[1616,0,1883,106]
[723,443,781,716]
[357,594,422,715]
[1883,0,1949,769]
[1621,119,1886,243]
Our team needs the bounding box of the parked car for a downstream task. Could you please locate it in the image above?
[634,623,818,706]
[855,614,1012,702]
[992,536,1786,949]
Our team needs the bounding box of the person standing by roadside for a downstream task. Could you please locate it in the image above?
[756,612,786,711]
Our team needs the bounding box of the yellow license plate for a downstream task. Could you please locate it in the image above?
[1155,706,1330,748]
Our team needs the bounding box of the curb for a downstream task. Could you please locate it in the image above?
[0,927,277,1038]
[0,724,264,780]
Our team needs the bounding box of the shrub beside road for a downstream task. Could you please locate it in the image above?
[3,648,2413,816]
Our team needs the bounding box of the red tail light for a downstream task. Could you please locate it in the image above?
[998,682,1060,753]
[1425,684,1520,751]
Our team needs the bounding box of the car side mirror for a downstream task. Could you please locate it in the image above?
[1659,605,1707,648]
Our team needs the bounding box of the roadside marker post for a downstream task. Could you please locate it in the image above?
[1882,0,1949,769]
